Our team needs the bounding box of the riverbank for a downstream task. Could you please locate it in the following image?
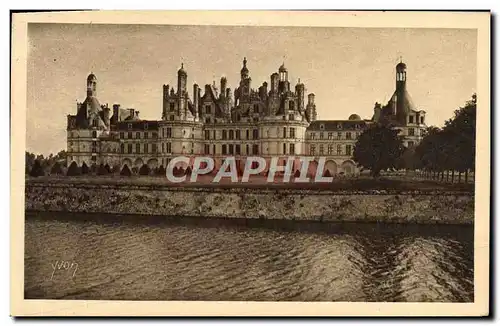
[25,178,474,225]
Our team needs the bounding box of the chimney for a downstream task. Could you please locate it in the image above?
[128,108,135,119]
[307,93,315,105]
[270,73,279,93]
[193,84,199,113]
[135,111,140,119]
[220,77,227,99]
[296,81,305,111]
[103,106,111,126]
[112,104,121,123]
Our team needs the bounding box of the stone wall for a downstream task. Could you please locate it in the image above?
[24,182,474,225]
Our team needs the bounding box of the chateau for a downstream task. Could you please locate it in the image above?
[66,59,427,175]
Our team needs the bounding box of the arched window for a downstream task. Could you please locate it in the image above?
[120,143,125,154]
[92,131,97,138]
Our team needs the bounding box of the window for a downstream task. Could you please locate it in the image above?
[144,143,148,154]
[127,144,132,154]
[229,144,234,155]
[346,145,352,156]
[409,116,414,124]
[222,130,227,140]
[421,116,425,124]
[328,144,334,155]
[120,132,124,139]
[253,104,259,113]
[136,132,141,139]
[92,131,97,138]
[310,145,316,156]
[337,132,342,140]
[319,144,324,155]
[152,144,157,153]
[289,114,294,121]
[190,143,194,154]
[205,130,210,140]
[144,123,149,130]
[253,129,259,139]
[128,131,132,139]
[289,101,295,110]
[409,128,415,136]
[120,143,125,154]
[253,117,259,122]
[128,123,132,130]
[328,132,333,140]
[320,124,325,130]
[283,143,287,155]
[144,132,149,139]
[311,133,316,140]
[161,143,164,153]
[205,117,211,123]
[346,132,352,140]
[166,128,172,138]
[92,141,97,153]
[212,144,216,154]
[253,144,259,155]
[170,102,175,111]
[246,130,250,139]
[136,143,141,153]
[92,119,98,128]
[337,124,343,130]
[290,128,296,139]
[320,132,324,140]
[236,144,241,155]
[206,105,211,114]
[166,142,172,153]
[170,115,175,121]
[283,127,287,138]
[204,144,210,154]
[236,130,241,140]
[229,130,234,140]
[290,143,295,155]
[337,144,342,155]
[408,141,415,147]
[153,132,158,139]
[246,144,249,155]
[222,144,227,155]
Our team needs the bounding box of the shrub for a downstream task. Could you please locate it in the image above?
[120,164,132,176]
[139,164,151,176]
[66,161,81,176]
[29,160,45,177]
[81,162,89,175]
[50,162,63,175]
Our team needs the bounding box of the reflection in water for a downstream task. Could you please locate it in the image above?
[24,212,474,302]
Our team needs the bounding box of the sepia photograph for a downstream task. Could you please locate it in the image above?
[10,10,490,316]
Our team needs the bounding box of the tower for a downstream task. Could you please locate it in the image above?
[395,60,407,123]
[177,63,187,96]
[87,73,97,97]
[295,78,305,111]
[278,63,290,93]
[240,57,249,80]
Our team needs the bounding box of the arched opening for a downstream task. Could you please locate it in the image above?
[134,158,144,169]
[81,162,89,175]
[147,158,159,170]
[324,160,338,177]
[341,160,356,176]
[139,164,151,176]
[307,160,319,179]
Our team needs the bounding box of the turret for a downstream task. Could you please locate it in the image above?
[103,104,111,126]
[395,61,407,123]
[177,63,187,96]
[87,73,97,97]
[240,57,249,80]
[295,79,305,111]
[306,93,317,122]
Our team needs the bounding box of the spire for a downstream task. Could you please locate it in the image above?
[243,57,247,68]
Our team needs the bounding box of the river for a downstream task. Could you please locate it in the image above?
[24,212,474,302]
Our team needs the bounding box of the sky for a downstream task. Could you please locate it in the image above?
[26,23,477,155]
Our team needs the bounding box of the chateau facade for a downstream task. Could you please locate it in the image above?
[66,59,426,176]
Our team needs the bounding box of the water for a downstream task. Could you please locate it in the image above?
[24,212,474,302]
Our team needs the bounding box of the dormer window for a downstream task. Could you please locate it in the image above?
[144,123,149,130]
[337,123,343,130]
[355,124,360,129]
[127,123,132,130]
[92,119,98,128]
[320,124,325,130]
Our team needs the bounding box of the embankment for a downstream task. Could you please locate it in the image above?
[24,179,474,225]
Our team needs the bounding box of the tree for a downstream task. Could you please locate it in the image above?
[50,162,63,175]
[352,124,405,177]
[29,160,45,177]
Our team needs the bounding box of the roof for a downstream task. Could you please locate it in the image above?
[307,120,367,131]
[115,120,159,131]
[348,114,362,121]
[82,96,102,114]
[87,73,97,81]
[279,63,287,72]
